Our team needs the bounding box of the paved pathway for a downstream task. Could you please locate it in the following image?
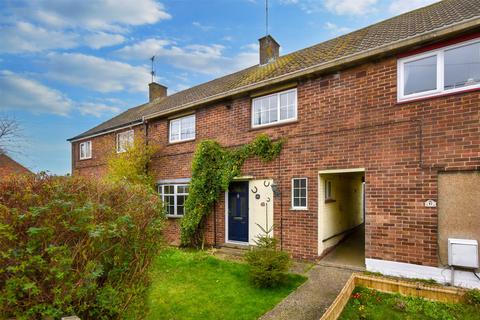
[260,264,353,320]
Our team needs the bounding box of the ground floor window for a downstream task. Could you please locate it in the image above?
[158,184,189,217]
[291,178,307,209]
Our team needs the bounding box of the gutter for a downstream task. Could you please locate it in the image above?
[144,17,480,121]
[67,120,143,142]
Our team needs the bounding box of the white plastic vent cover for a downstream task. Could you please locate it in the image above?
[448,238,479,268]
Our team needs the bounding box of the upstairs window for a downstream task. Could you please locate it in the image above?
[169,114,195,143]
[252,88,297,127]
[398,38,480,102]
[116,130,134,153]
[79,141,92,160]
[158,184,189,217]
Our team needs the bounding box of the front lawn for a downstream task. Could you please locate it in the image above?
[146,248,306,320]
[339,286,480,320]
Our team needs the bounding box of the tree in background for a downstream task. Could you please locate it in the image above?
[0,115,22,155]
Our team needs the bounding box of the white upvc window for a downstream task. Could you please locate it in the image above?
[158,184,189,217]
[398,37,480,102]
[116,130,134,153]
[79,141,92,160]
[291,178,307,210]
[252,88,297,127]
[169,114,195,143]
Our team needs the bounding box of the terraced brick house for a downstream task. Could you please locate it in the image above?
[69,0,480,288]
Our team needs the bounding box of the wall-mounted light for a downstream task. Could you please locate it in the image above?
[271,181,281,197]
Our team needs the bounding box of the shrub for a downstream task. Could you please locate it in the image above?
[245,237,292,288]
[0,174,165,319]
[465,288,480,306]
[106,137,158,188]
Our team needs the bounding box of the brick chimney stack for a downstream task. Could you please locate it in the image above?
[148,82,167,102]
[259,35,280,65]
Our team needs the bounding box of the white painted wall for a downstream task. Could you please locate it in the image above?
[366,258,480,289]
[319,172,364,254]
[248,179,274,245]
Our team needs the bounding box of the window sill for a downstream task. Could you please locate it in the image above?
[168,138,195,145]
[325,199,336,204]
[249,119,298,131]
[290,207,308,211]
[166,215,183,219]
[79,157,92,161]
[397,86,480,105]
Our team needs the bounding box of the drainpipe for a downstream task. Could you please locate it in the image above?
[144,121,150,175]
[213,201,217,247]
[277,156,284,251]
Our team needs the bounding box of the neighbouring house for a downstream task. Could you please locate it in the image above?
[0,153,31,179]
[69,0,480,288]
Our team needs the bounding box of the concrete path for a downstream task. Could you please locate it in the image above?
[260,264,353,320]
[321,226,365,268]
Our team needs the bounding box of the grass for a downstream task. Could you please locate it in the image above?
[146,248,306,320]
[339,286,480,320]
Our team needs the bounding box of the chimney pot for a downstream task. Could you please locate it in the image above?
[149,82,167,102]
[259,35,280,65]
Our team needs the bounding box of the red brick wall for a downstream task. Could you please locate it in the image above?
[71,45,480,263]
[71,126,145,178]
[0,154,31,178]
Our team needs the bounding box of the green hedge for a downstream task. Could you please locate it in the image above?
[0,174,165,319]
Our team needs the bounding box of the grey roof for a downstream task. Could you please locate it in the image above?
[69,0,480,141]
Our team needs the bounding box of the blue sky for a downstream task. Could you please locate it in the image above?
[0,0,438,174]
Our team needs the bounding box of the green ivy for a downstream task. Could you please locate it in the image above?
[180,134,284,246]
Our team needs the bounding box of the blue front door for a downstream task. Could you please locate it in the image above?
[228,181,249,242]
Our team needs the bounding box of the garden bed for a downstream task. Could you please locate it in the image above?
[321,273,474,320]
[338,286,478,320]
[146,248,306,320]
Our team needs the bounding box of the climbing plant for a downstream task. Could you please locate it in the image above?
[180,134,284,246]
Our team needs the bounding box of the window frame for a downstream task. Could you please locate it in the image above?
[397,37,480,102]
[291,177,308,210]
[251,88,298,128]
[325,180,334,201]
[79,141,92,160]
[116,130,134,153]
[169,114,196,143]
[158,184,189,218]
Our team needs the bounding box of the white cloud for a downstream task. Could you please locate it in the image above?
[388,0,439,14]
[324,0,378,15]
[20,0,171,32]
[0,70,121,117]
[192,21,213,31]
[0,22,78,53]
[83,32,125,49]
[0,70,72,115]
[44,53,151,93]
[116,39,258,76]
[78,102,120,117]
[324,22,352,35]
[279,0,323,14]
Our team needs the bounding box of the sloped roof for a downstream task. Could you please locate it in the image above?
[70,0,480,141]
[0,154,31,178]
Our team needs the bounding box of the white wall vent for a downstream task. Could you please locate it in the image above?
[448,238,479,269]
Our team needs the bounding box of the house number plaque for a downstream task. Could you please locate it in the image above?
[424,199,437,208]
